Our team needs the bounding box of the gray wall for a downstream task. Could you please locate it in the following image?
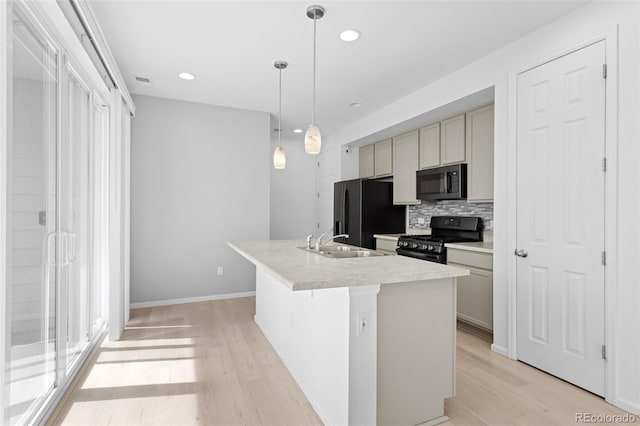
[130,95,270,303]
[270,135,317,239]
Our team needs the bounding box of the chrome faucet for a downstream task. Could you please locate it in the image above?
[315,233,349,251]
[314,230,332,250]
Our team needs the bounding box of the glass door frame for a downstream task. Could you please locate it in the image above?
[2,0,112,423]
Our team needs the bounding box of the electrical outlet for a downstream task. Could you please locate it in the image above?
[217,266,223,276]
[418,217,425,224]
[357,313,368,335]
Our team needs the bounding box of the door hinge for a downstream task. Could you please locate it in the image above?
[317,162,320,168]
[602,251,606,266]
[602,64,607,79]
[602,157,607,172]
[317,192,320,198]
[602,344,607,360]
[317,223,320,229]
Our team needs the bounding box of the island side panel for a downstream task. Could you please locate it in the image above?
[254,266,351,425]
[348,285,381,426]
[377,278,456,426]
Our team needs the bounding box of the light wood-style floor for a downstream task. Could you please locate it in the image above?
[49,297,629,426]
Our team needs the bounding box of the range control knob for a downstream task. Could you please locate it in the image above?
[409,243,418,249]
[427,244,434,251]
[419,244,428,250]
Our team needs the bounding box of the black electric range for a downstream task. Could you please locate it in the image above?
[396,216,483,264]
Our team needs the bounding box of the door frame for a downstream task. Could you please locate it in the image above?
[0,1,9,422]
[506,26,619,404]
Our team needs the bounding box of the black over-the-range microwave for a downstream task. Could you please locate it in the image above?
[416,163,467,201]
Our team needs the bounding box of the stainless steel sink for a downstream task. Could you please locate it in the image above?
[298,245,384,259]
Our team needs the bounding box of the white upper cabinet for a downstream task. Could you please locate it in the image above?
[392,130,420,205]
[466,104,494,202]
[359,139,393,178]
[356,106,494,203]
[374,139,393,177]
[419,122,440,169]
[359,144,375,178]
[440,113,466,165]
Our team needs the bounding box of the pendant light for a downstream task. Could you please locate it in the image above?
[273,61,288,169]
[304,5,324,155]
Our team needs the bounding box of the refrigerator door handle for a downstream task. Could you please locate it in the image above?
[343,188,349,235]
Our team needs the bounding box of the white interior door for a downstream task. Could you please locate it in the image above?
[516,41,606,396]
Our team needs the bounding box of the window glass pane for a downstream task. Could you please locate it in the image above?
[5,9,58,425]
[90,104,108,337]
[62,73,91,369]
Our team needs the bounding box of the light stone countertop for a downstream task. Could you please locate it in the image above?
[228,239,469,291]
[445,241,494,254]
[373,229,430,241]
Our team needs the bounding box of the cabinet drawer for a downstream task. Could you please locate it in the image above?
[375,238,398,253]
[447,249,492,270]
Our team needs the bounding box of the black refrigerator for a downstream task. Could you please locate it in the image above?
[333,179,406,249]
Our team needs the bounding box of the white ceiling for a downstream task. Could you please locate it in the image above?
[90,0,589,137]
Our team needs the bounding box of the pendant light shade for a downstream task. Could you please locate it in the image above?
[304,124,321,154]
[273,146,286,169]
[273,60,288,169]
[305,5,324,155]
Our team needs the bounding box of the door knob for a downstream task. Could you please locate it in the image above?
[514,249,528,258]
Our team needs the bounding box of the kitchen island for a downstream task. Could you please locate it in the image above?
[228,240,469,426]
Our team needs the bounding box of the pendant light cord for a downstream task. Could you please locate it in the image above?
[278,67,282,146]
[312,10,317,125]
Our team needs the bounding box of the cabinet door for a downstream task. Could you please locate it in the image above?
[452,265,493,331]
[419,123,440,169]
[392,130,420,205]
[359,144,375,178]
[375,238,398,254]
[466,104,494,201]
[441,114,466,165]
[374,139,393,177]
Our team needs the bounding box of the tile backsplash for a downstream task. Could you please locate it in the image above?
[408,200,494,232]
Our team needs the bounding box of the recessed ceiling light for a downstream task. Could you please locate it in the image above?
[340,30,360,42]
[178,72,195,80]
[350,102,362,108]
[293,129,303,134]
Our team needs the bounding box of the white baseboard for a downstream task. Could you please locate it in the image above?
[130,291,256,309]
[609,397,640,416]
[490,343,509,357]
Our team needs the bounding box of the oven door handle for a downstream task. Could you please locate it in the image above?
[396,248,445,263]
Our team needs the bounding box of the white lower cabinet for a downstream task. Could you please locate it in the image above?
[447,248,493,331]
[375,237,398,255]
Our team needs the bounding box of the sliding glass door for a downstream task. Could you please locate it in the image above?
[3,2,111,424]
[60,69,91,372]
[5,7,58,424]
